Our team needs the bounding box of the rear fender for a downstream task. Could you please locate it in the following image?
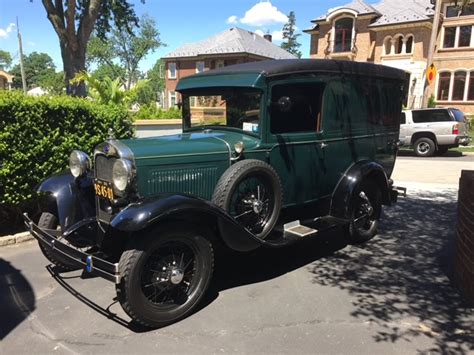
[110,193,264,252]
[36,172,95,231]
[330,161,391,221]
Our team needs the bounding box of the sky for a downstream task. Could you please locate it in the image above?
[0,0,379,73]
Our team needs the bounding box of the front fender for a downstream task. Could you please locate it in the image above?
[110,193,264,252]
[36,172,95,231]
[330,161,391,220]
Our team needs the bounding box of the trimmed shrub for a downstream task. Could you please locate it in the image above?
[131,103,182,120]
[0,91,134,210]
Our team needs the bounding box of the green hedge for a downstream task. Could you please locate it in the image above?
[130,104,182,120]
[0,91,134,207]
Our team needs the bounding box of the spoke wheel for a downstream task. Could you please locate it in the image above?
[347,180,382,244]
[212,159,282,239]
[37,212,81,271]
[116,226,213,328]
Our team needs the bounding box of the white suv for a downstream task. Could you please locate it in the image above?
[400,108,471,157]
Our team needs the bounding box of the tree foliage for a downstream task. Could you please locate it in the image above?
[10,52,56,89]
[146,59,165,98]
[87,14,163,90]
[0,50,12,71]
[41,0,143,96]
[280,11,302,58]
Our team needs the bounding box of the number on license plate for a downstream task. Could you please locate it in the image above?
[94,182,114,200]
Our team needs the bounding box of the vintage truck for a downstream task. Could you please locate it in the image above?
[24,59,408,328]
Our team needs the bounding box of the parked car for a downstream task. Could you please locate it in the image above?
[400,108,471,157]
[24,59,408,328]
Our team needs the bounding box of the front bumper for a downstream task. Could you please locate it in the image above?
[23,213,120,283]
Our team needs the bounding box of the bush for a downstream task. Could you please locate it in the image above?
[131,103,182,120]
[427,94,437,108]
[0,91,134,210]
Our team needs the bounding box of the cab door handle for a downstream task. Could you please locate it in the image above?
[319,142,328,149]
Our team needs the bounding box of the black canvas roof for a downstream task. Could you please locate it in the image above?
[198,59,407,81]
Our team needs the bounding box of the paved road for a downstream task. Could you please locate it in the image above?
[1,159,473,354]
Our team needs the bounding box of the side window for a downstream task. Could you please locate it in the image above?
[270,83,325,134]
[412,110,452,123]
[401,112,406,124]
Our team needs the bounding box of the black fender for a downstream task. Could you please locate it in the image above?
[110,193,265,252]
[330,161,391,221]
[36,172,95,231]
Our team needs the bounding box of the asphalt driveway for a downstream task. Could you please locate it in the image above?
[0,156,473,354]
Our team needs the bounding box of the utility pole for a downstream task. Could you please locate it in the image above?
[16,17,27,94]
[421,0,443,108]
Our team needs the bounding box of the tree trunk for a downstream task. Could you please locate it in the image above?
[61,42,87,96]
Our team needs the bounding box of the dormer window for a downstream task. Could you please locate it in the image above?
[334,18,354,53]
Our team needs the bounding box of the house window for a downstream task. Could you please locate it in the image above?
[452,71,467,100]
[406,36,414,53]
[196,61,205,73]
[437,72,451,101]
[168,63,177,79]
[446,3,474,17]
[443,27,456,48]
[216,60,225,69]
[459,26,472,47]
[169,91,177,108]
[384,37,391,55]
[395,36,403,54]
[334,18,353,53]
[468,72,474,100]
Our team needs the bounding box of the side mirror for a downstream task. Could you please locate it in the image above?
[277,96,292,112]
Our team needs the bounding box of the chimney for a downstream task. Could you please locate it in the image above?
[264,34,272,42]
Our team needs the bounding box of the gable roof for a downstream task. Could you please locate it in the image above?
[309,0,433,29]
[163,27,297,60]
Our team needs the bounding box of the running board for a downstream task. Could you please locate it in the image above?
[284,220,318,238]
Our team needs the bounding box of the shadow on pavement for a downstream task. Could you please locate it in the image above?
[307,189,473,354]
[398,150,465,158]
[0,258,36,340]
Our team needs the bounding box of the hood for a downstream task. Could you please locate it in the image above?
[118,130,261,166]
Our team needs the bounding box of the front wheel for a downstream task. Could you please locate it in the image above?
[347,180,382,244]
[116,226,214,328]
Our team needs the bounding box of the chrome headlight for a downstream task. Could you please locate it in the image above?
[69,150,91,178]
[112,159,133,191]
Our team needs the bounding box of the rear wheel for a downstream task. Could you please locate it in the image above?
[116,226,214,328]
[347,180,382,244]
[414,137,436,157]
[37,212,80,272]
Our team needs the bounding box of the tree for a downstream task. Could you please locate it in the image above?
[0,50,12,71]
[41,0,142,96]
[146,59,165,98]
[39,71,66,94]
[280,11,302,58]
[10,52,56,89]
[92,63,126,82]
[87,14,163,90]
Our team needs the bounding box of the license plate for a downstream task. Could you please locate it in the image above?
[94,180,114,200]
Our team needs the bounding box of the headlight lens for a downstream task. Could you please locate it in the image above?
[112,159,132,191]
[69,150,90,178]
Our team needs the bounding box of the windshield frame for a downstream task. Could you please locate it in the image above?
[180,87,264,138]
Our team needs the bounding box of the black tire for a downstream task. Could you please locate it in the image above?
[116,226,214,328]
[414,137,436,157]
[212,159,282,239]
[347,180,382,244]
[436,146,449,156]
[37,212,79,272]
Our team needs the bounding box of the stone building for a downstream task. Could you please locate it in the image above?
[305,0,474,113]
[162,27,296,109]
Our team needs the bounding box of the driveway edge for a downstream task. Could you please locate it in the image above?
[0,232,34,247]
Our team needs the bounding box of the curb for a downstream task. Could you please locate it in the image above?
[0,232,34,247]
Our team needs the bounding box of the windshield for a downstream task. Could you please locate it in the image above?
[182,88,262,135]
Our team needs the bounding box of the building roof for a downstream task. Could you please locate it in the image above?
[309,0,433,29]
[163,27,297,60]
[0,70,13,82]
[313,0,380,22]
[369,0,434,27]
[183,59,407,81]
